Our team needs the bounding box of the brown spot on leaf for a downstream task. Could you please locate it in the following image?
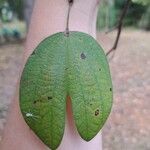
[95,109,100,116]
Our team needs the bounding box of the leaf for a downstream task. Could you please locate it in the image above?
[20,32,113,149]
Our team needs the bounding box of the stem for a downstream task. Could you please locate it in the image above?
[65,0,74,36]
[106,0,131,56]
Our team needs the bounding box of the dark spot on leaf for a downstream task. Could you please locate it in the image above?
[48,96,53,100]
[65,68,68,70]
[31,51,36,55]
[110,88,112,92]
[90,103,92,106]
[81,53,86,59]
[79,37,82,41]
[99,68,101,71]
[95,109,99,116]
[33,100,37,104]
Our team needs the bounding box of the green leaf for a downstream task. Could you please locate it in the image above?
[20,32,113,149]
[132,0,150,5]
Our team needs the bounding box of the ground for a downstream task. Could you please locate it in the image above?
[0,29,150,150]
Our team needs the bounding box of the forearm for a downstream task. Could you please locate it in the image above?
[0,0,101,150]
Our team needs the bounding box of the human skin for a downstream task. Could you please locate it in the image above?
[0,0,102,150]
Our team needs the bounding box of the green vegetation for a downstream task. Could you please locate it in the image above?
[132,0,150,5]
[0,0,23,19]
[0,0,149,32]
[97,0,150,30]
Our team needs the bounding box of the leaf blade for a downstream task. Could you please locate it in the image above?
[20,33,67,150]
[68,32,113,141]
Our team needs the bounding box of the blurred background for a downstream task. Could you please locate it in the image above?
[0,0,149,150]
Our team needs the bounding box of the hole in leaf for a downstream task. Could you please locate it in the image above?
[80,53,86,59]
